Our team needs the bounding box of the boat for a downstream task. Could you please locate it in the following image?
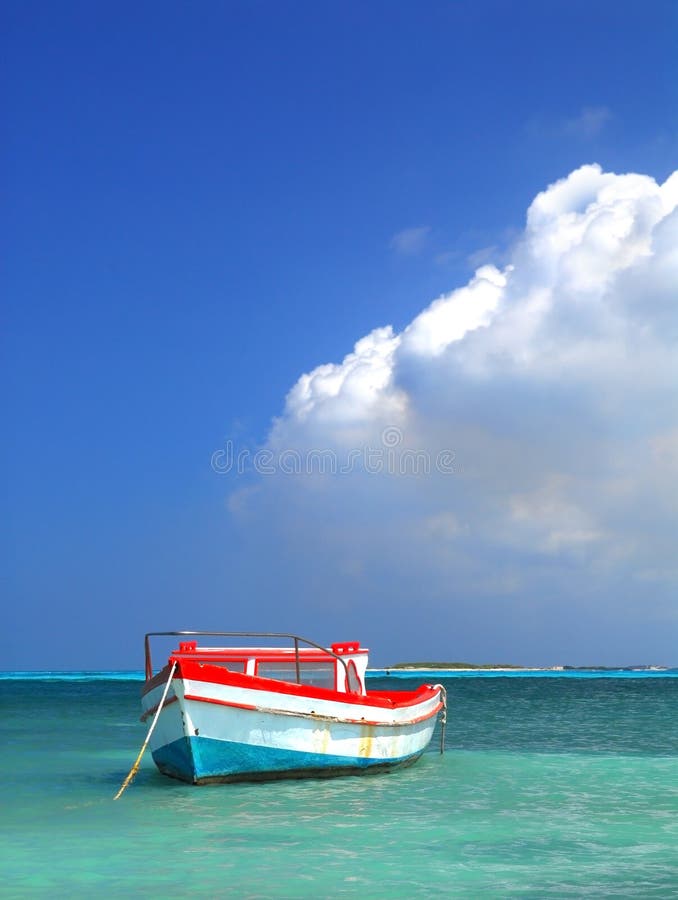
[139,631,446,785]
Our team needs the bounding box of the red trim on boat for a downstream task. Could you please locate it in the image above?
[171,649,366,666]
[183,693,257,712]
[182,692,443,727]
[172,659,439,709]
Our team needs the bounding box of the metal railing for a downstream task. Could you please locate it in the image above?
[144,630,350,685]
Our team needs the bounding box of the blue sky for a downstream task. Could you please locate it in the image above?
[3,1,677,669]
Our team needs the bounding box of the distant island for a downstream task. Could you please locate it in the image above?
[388,662,669,671]
[391,662,523,670]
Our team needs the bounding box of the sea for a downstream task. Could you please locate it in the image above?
[2,670,677,898]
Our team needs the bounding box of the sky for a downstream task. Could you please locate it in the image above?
[3,1,677,670]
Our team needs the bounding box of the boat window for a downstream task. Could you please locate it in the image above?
[200,660,246,673]
[256,660,335,689]
[346,659,362,694]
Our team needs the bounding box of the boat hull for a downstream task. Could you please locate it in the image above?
[142,664,442,784]
[153,734,426,784]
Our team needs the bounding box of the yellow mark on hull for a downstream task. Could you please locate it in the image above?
[311,725,331,755]
[358,725,375,758]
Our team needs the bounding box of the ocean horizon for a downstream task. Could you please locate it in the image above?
[2,667,678,681]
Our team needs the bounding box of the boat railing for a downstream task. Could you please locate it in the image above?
[144,630,351,686]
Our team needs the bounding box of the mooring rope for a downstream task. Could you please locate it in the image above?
[434,683,447,754]
[114,661,177,800]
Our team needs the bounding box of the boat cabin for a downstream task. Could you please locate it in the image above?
[148,635,369,696]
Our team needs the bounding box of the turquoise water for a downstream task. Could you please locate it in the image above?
[2,674,677,897]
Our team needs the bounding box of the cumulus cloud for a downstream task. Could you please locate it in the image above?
[231,165,678,663]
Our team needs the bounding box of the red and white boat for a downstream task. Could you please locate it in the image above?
[140,631,446,784]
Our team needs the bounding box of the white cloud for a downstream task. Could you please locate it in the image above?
[273,325,407,447]
[229,165,678,663]
[508,476,606,553]
[402,264,507,358]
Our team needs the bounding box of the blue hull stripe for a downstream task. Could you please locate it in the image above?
[152,736,423,784]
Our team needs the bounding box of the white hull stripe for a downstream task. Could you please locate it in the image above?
[182,691,443,728]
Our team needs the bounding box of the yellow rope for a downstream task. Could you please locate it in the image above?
[114,661,177,800]
[433,683,447,754]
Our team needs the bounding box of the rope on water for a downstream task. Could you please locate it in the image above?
[434,683,447,754]
[114,661,177,800]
